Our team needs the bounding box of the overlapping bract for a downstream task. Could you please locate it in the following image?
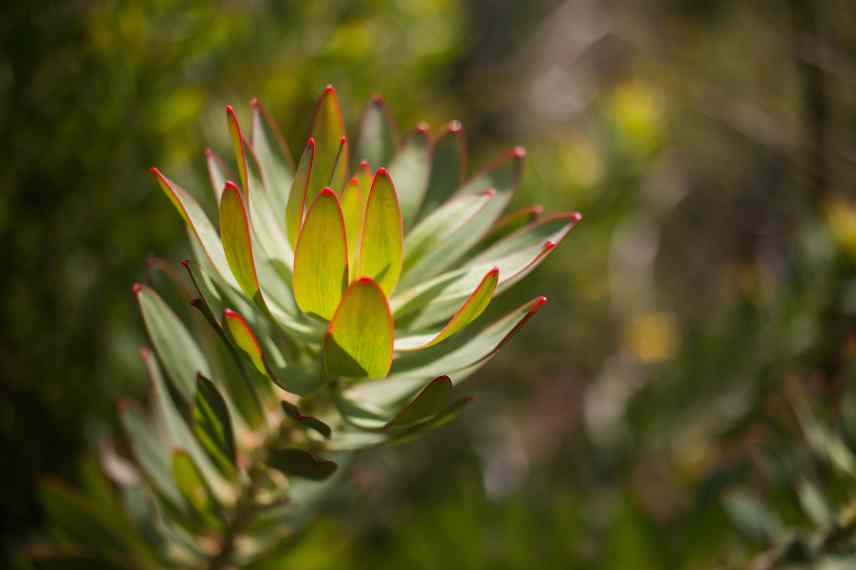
[36,85,581,568]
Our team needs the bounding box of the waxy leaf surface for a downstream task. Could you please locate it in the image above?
[357,96,397,167]
[389,126,431,228]
[324,278,393,379]
[355,169,403,295]
[285,137,316,248]
[309,85,348,195]
[219,182,259,301]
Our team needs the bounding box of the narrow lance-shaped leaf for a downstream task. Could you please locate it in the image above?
[341,176,367,278]
[481,205,543,248]
[171,450,222,529]
[149,167,237,289]
[394,267,498,351]
[193,375,237,479]
[355,168,404,295]
[385,376,453,429]
[219,181,260,302]
[223,308,268,378]
[268,448,338,481]
[251,98,294,213]
[389,124,432,228]
[293,188,349,320]
[357,95,398,167]
[285,137,315,248]
[308,84,348,196]
[418,121,465,218]
[134,283,210,403]
[205,148,228,204]
[324,278,394,379]
[226,105,251,196]
[281,401,332,439]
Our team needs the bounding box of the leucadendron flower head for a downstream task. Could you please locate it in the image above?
[35,84,580,570]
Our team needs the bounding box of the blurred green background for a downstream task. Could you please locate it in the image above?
[3,0,856,567]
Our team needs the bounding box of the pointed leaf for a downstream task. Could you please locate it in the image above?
[205,148,229,204]
[399,190,495,289]
[149,167,237,288]
[226,105,252,196]
[481,205,543,249]
[324,278,394,379]
[385,376,452,428]
[389,124,432,228]
[393,212,580,329]
[293,188,348,320]
[355,168,404,295]
[223,308,269,378]
[285,137,316,248]
[268,448,338,481]
[308,84,348,195]
[419,121,465,217]
[251,98,293,213]
[394,267,498,351]
[357,95,398,167]
[193,375,237,478]
[135,283,209,403]
[281,401,332,439]
[219,181,260,301]
[172,450,222,529]
[341,176,367,277]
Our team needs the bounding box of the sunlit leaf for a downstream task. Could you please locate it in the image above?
[355,168,404,295]
[171,449,222,529]
[219,181,260,301]
[223,308,267,377]
[293,188,348,320]
[308,84,348,195]
[324,278,394,379]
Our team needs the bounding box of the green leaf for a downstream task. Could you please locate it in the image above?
[323,278,394,379]
[285,137,316,248]
[149,167,237,289]
[281,401,332,439]
[293,188,348,320]
[341,175,368,279]
[205,147,229,204]
[251,98,294,213]
[268,448,338,481]
[355,168,404,295]
[219,181,260,301]
[223,308,268,377]
[193,375,237,479]
[227,105,252,196]
[394,267,498,351]
[135,283,209,403]
[389,125,432,229]
[349,296,547,406]
[480,205,543,249]
[308,84,348,196]
[419,121,465,218]
[385,375,452,428]
[39,479,155,566]
[399,190,495,290]
[357,95,398,167]
[393,212,580,330]
[171,449,222,529]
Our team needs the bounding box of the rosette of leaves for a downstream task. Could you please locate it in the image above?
[34,85,581,569]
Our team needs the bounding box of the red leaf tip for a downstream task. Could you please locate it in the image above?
[447,120,462,133]
[531,296,548,311]
[512,146,527,159]
[350,177,359,186]
[570,212,583,223]
[319,187,337,198]
[371,94,384,104]
[482,188,496,198]
[324,84,335,94]
[543,240,556,252]
[307,136,316,147]
[180,259,191,269]
[224,180,240,192]
[226,104,236,116]
[339,135,348,145]
[359,159,369,168]
[356,276,375,285]
[204,147,214,158]
[223,308,239,318]
[148,166,160,176]
[532,205,544,216]
[487,266,500,277]
[250,97,259,108]
[416,121,430,133]
[138,346,152,359]
[376,167,388,177]
[132,282,143,295]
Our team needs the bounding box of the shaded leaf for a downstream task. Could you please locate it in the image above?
[357,95,398,167]
[388,124,431,228]
[205,147,229,204]
[219,181,260,301]
[419,121,465,218]
[285,137,316,248]
[171,449,222,529]
[268,448,337,481]
[193,375,237,479]
[251,98,294,213]
[281,401,332,439]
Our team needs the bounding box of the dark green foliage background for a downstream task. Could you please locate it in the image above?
[3,0,856,567]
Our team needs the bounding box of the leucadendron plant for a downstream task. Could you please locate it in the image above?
[35,85,581,569]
